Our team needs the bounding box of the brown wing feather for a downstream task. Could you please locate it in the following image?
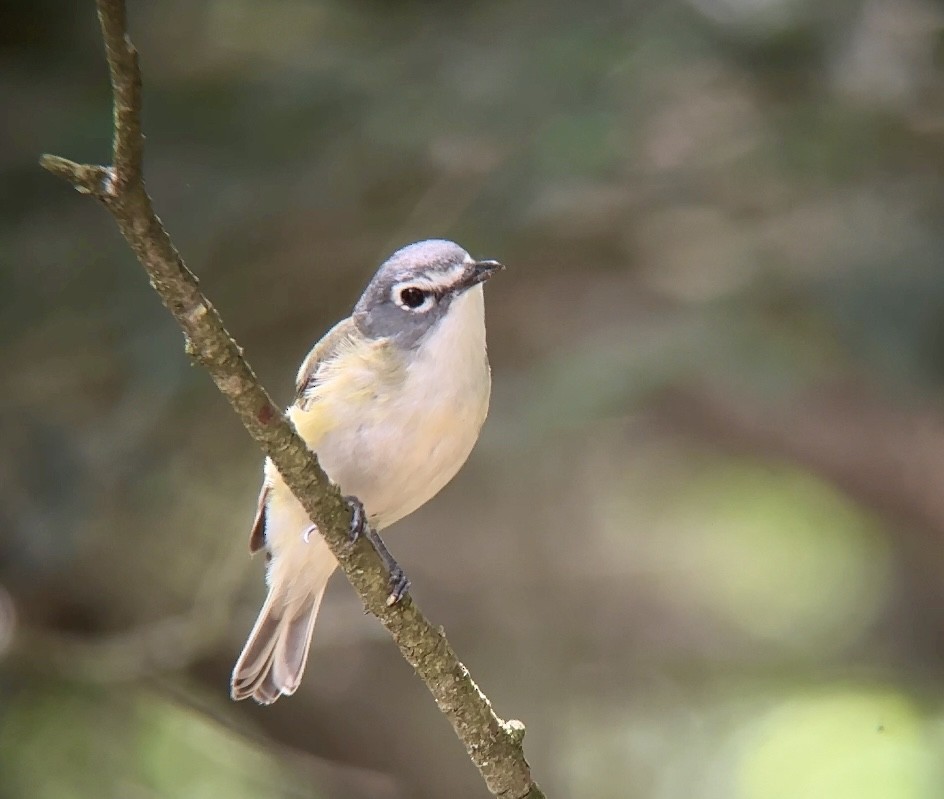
[248,317,355,552]
[249,482,270,553]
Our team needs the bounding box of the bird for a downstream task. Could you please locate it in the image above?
[231,239,503,704]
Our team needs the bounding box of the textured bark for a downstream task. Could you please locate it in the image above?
[40,2,543,797]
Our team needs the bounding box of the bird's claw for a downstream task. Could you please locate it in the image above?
[343,495,367,551]
[385,566,411,607]
[301,496,366,548]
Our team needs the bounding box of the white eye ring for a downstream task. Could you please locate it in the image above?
[393,284,435,312]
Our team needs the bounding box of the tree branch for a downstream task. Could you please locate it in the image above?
[40,2,543,797]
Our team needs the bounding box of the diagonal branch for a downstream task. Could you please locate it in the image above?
[39,2,543,797]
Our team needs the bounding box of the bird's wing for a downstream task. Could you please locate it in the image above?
[248,481,270,553]
[247,317,356,554]
[293,317,357,409]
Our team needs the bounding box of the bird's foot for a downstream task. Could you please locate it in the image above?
[342,495,409,606]
[301,496,366,546]
[343,495,368,550]
[364,526,411,606]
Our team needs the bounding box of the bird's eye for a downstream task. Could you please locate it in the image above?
[399,287,428,309]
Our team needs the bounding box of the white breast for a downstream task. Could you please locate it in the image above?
[314,284,490,529]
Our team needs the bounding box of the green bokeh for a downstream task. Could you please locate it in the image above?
[673,461,892,650]
[738,688,944,799]
[0,686,288,799]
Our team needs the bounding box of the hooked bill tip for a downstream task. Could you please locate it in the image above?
[464,259,504,287]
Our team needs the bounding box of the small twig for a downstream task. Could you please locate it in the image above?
[39,2,543,798]
[38,155,109,195]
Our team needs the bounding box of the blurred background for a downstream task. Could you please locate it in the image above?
[3,0,944,796]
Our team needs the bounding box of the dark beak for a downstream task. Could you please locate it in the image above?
[462,259,504,288]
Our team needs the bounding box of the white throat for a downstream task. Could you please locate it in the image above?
[413,284,487,376]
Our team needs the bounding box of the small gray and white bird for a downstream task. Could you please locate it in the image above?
[231,239,502,704]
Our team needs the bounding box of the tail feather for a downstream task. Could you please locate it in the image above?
[231,587,325,704]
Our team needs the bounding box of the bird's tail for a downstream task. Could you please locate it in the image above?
[230,585,326,704]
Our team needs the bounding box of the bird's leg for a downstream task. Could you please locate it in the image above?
[365,526,411,606]
[343,495,410,606]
